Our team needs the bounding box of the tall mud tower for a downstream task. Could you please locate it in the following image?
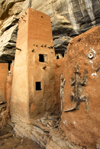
[11,8,56,123]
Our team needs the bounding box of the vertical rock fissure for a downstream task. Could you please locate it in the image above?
[60,74,65,112]
[78,0,87,18]
[66,0,79,32]
[84,0,96,25]
[28,0,32,8]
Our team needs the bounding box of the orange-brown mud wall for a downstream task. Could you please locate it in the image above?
[11,9,29,122]
[6,66,13,113]
[27,9,57,118]
[0,63,8,103]
[60,25,100,149]
[11,8,57,121]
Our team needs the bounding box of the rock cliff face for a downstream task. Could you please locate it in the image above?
[0,0,100,61]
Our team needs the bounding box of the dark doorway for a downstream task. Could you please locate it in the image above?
[62,53,64,57]
[8,61,12,71]
[36,82,42,90]
[39,54,44,62]
[57,55,59,59]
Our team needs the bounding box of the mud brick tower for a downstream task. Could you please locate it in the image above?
[11,8,56,122]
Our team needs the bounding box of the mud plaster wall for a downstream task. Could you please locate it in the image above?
[11,8,57,122]
[6,66,13,113]
[0,63,8,103]
[53,58,65,113]
[27,9,57,118]
[11,9,29,122]
[60,25,100,149]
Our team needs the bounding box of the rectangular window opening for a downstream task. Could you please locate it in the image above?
[39,54,48,63]
[8,61,12,71]
[39,54,44,62]
[36,82,42,90]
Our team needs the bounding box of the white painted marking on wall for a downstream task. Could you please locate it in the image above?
[91,72,98,78]
[89,60,94,68]
[90,60,93,64]
[91,48,96,55]
[63,120,67,125]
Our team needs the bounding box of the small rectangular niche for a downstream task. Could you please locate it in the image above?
[39,54,44,62]
[36,82,42,91]
[39,54,48,63]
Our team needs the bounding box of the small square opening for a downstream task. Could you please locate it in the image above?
[57,56,59,59]
[39,54,48,63]
[36,82,42,90]
[39,54,44,62]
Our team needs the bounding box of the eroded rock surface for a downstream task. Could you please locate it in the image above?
[0,0,100,61]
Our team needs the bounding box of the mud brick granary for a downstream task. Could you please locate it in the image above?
[11,8,56,123]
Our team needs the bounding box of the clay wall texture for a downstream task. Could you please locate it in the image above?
[6,66,13,113]
[0,63,8,103]
[60,25,100,149]
[11,8,29,121]
[28,9,56,118]
[11,8,57,122]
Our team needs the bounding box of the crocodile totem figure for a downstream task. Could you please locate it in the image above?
[64,64,88,112]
